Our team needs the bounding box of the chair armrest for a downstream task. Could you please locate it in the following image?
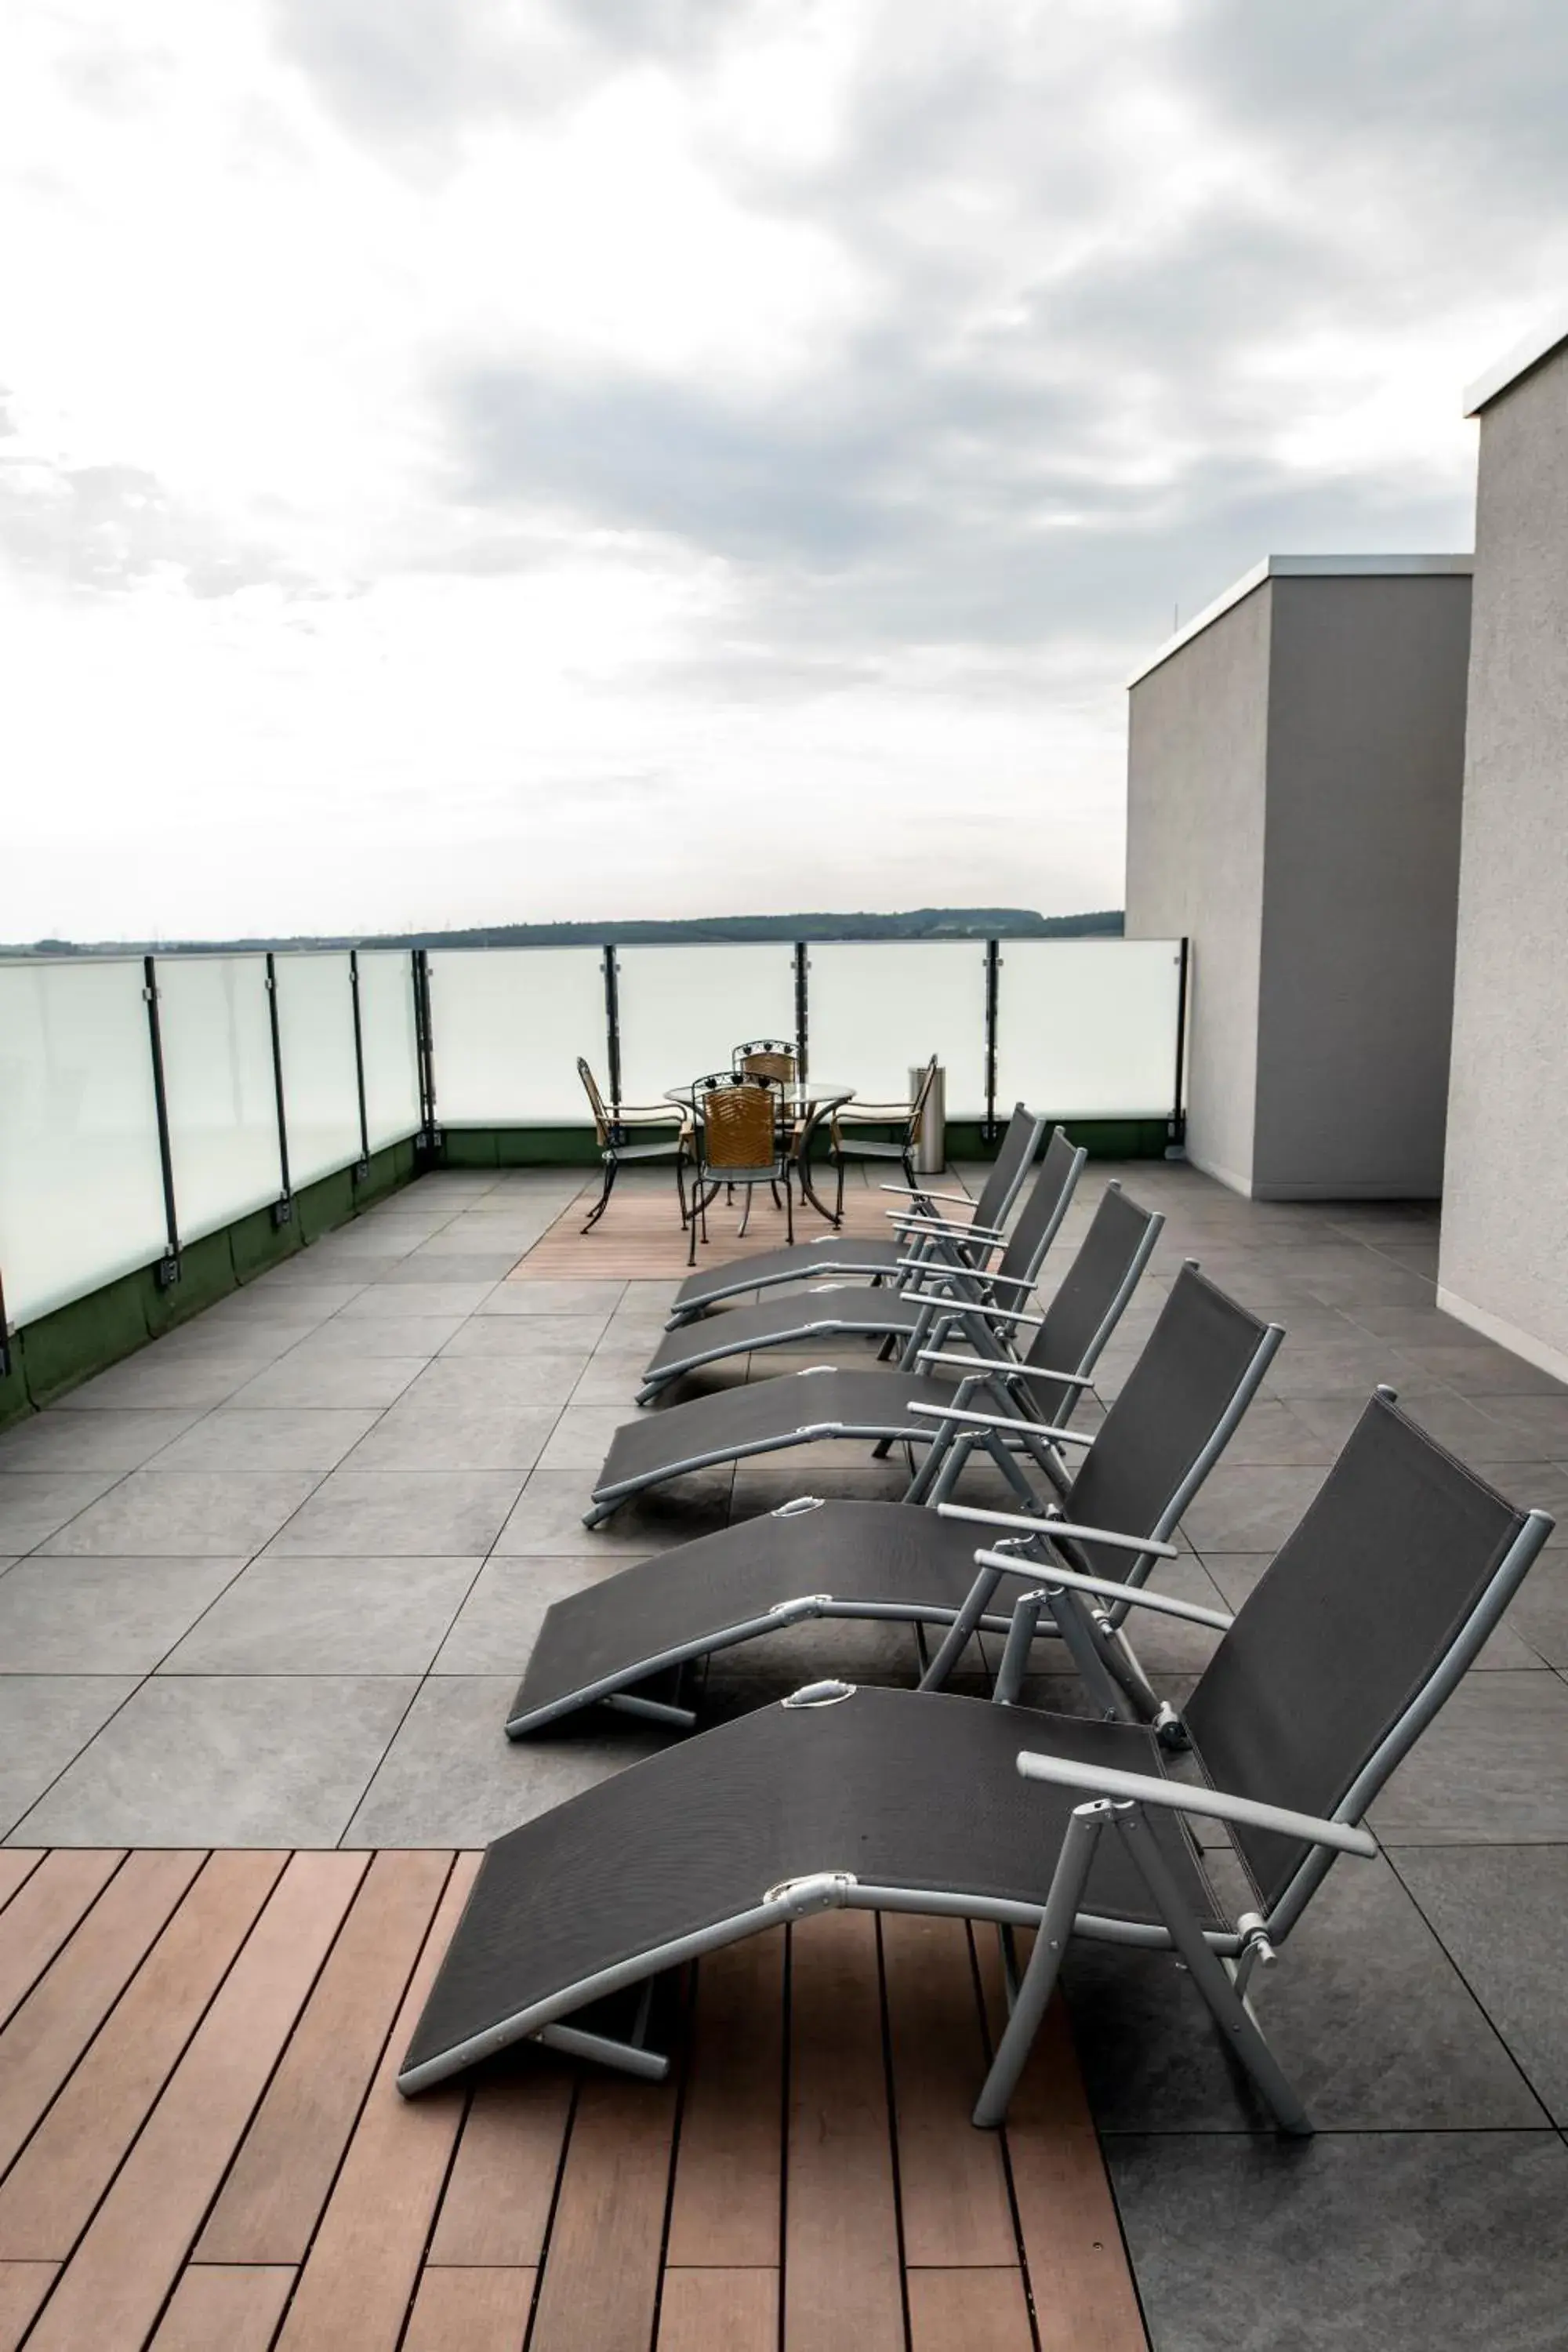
[918,1349,1093,1384]
[888,1213,1008,1240]
[908,1401,1094,1446]
[1013,1752,1377,1859]
[935,1501,1180,1559]
[880,1184,976,1206]
[895,1253,1000,1280]
[965,1303,1045,1328]
[974,1548,1232,1629]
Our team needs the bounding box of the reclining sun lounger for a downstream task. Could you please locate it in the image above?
[635,1127,1090,1403]
[401,1393,1552,2136]
[663,1103,1048,1325]
[512,1232,1276,1736]
[585,1243,1273,1530]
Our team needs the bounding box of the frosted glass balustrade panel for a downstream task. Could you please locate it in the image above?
[358,952,423,1150]
[0,960,169,1327]
[273,953,362,1186]
[156,956,282,1243]
[804,944,989,1118]
[429,949,607,1123]
[615,946,797,1103]
[995,940,1182,1118]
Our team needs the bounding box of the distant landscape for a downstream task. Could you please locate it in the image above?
[10,908,1125,956]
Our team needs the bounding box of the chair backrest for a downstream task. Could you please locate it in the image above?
[1058,1264,1279,1585]
[1015,1183,1163,1425]
[696,1072,779,1171]
[970,1105,1047,1232]
[987,1127,1086,1290]
[1185,1394,1546,1920]
[735,1039,797,1083]
[577,1057,612,1149]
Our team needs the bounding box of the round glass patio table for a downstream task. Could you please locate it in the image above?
[663,1082,855,1223]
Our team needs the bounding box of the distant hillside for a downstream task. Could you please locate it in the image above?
[9,909,1125,955]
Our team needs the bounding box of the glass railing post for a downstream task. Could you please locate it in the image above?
[793,941,809,1081]
[141,955,183,1288]
[412,948,440,1166]
[983,940,1000,1144]
[0,1265,10,1379]
[602,946,624,1130]
[264,952,294,1225]
[348,949,372,1185]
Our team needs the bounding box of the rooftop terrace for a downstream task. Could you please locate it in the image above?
[3,1153,1568,2347]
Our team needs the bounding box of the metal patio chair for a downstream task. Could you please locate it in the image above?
[733,1039,797,1083]
[508,1183,1166,1734]
[633,1127,1087,1403]
[664,1102,1046,1325]
[687,1071,793,1266]
[577,1058,691,1235]
[822,1053,939,1215]
[401,1396,1552,2125]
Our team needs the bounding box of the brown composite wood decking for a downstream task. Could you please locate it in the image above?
[0,1848,1148,2352]
[507,1167,897,1281]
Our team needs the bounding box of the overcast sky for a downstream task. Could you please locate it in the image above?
[3,1,1566,940]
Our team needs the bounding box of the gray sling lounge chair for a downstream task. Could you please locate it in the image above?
[584,1254,1276,1530]
[663,1103,1047,1325]
[399,1395,1552,2136]
[634,1127,1088,1403]
[509,1185,1168,1734]
[512,1237,1278,1737]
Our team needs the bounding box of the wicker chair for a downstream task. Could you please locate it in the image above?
[688,1071,793,1265]
[577,1058,691,1235]
[826,1053,939,1217]
[733,1038,798,1083]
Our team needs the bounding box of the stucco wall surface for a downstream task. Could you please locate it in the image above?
[1125,584,1270,1192]
[1439,345,1568,1363]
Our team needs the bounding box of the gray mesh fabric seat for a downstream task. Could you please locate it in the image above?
[400,1396,1552,2137]
[513,1232,1290,1737]
[634,1129,1088,1403]
[664,1104,1045,1323]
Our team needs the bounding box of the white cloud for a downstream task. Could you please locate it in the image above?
[2,0,1566,938]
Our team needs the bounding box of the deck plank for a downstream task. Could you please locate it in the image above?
[0,1850,202,2180]
[425,2064,573,2268]
[0,1857,44,1918]
[507,1172,890,1283]
[0,2263,56,2352]
[664,1939,784,2270]
[148,2264,296,2350]
[528,2070,678,2352]
[274,1854,476,2352]
[906,2267,1036,2351]
[199,1849,452,2265]
[784,1911,905,2352]
[0,1849,287,2259]
[0,1849,124,2029]
[401,2267,537,2350]
[882,1914,1017,2268]
[656,2267,778,2350]
[976,1940,1148,2352]
[25,1852,366,2352]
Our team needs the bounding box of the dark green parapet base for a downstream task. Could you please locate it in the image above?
[438,1119,1174,1167]
[0,1137,417,1432]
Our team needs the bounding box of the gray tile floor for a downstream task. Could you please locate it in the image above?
[5,1157,1568,2343]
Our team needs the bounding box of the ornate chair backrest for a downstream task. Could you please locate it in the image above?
[697,1072,779,1171]
[735,1038,797,1084]
[577,1057,613,1149]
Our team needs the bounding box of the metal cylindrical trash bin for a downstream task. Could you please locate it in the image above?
[911,1065,946,1174]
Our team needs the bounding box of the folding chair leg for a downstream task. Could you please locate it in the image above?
[784,1166,794,1244]
[1115,1808,1313,2136]
[919,1560,1007,1690]
[739,1184,753,1238]
[972,1799,1111,2127]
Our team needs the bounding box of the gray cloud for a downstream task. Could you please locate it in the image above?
[0,456,308,599]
